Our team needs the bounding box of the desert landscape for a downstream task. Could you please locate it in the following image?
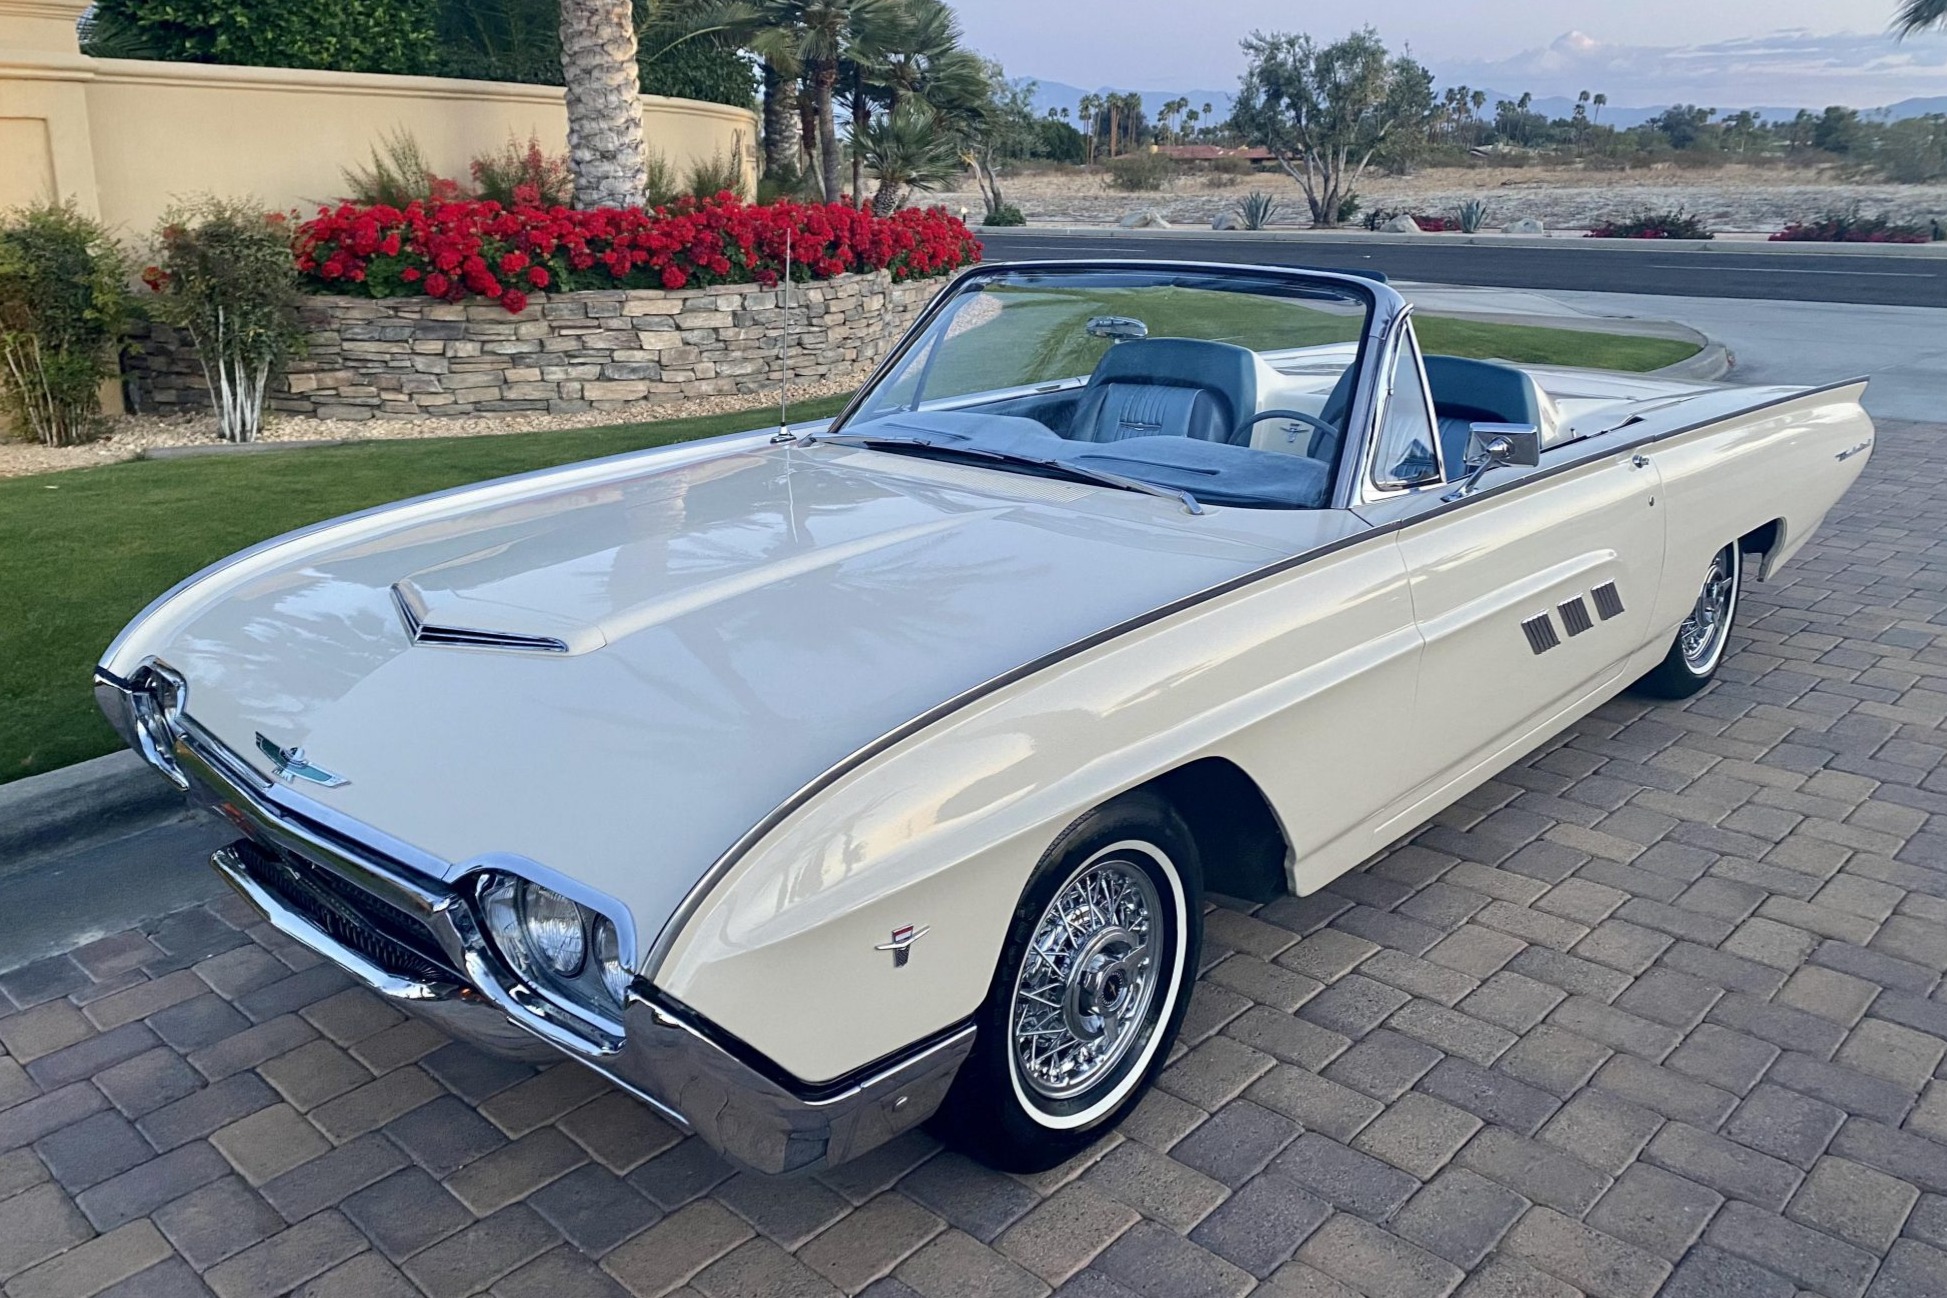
[932,162,1947,232]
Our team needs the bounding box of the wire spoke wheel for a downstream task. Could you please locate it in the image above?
[1010,856,1163,1102]
[1679,544,1737,672]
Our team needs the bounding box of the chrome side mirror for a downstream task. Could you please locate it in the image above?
[1444,422,1541,501]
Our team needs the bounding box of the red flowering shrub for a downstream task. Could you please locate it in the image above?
[294,193,982,313]
[1585,209,1713,240]
[1770,211,1930,244]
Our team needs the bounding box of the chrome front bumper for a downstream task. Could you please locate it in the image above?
[97,672,972,1175]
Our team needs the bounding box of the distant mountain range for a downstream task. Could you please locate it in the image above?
[1026,79,1947,132]
[1024,28,1947,131]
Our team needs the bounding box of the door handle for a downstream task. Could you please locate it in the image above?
[1631,454,1650,469]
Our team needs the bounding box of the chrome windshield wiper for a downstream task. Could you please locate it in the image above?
[807,432,1204,515]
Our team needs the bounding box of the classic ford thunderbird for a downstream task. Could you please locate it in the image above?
[96,262,1873,1174]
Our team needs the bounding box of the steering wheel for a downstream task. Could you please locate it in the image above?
[1235,408,1338,450]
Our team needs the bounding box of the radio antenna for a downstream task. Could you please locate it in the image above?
[775,227,793,440]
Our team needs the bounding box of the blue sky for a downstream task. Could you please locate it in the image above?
[959,3,1947,108]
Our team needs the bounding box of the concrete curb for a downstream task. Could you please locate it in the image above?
[1656,342,1734,383]
[0,751,190,875]
[987,224,1947,258]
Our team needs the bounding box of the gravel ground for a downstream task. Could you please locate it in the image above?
[945,163,1947,233]
[0,378,861,480]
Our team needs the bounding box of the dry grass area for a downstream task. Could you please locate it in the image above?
[936,162,1947,232]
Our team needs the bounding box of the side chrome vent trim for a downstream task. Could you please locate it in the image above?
[1591,582,1626,621]
[1558,597,1594,637]
[1521,614,1561,655]
[391,583,571,655]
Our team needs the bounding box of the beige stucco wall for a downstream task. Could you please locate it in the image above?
[0,1,759,237]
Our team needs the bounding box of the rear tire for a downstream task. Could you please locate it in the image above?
[931,791,1202,1173]
[1634,542,1741,699]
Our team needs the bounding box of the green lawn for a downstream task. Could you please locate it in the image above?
[0,397,849,784]
[1,307,1699,786]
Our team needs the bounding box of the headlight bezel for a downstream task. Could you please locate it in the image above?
[472,867,636,1030]
[128,662,190,789]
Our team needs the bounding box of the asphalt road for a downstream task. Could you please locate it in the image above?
[977,231,1947,309]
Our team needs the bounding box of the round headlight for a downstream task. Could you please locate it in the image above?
[519,882,586,978]
[593,917,630,1008]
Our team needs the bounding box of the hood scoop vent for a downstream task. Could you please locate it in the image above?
[392,582,573,655]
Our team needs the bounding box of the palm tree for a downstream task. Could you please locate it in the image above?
[1591,92,1606,124]
[559,0,648,207]
[1897,0,1945,32]
[855,102,961,214]
[779,0,892,203]
[1079,93,1102,164]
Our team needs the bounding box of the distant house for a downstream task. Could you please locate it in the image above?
[1152,145,1275,165]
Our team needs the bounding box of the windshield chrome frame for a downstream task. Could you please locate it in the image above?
[828,259,1405,512]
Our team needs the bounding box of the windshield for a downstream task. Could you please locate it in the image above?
[834,266,1374,509]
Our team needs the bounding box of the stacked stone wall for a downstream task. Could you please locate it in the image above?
[126,270,937,420]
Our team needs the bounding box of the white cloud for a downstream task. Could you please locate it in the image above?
[1436,28,1947,111]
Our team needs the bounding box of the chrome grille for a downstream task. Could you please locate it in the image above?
[231,839,456,985]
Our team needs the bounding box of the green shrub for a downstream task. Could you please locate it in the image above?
[471,134,573,208]
[1771,208,1931,244]
[1586,208,1713,239]
[1455,198,1490,233]
[645,150,681,208]
[981,205,1027,227]
[88,0,438,75]
[1235,191,1281,230]
[1105,152,1175,192]
[342,131,462,207]
[684,137,749,201]
[147,199,306,443]
[0,204,131,447]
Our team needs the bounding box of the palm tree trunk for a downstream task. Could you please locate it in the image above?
[558,0,646,208]
[871,179,901,217]
[762,61,798,177]
[814,62,842,204]
[850,75,869,208]
[798,87,820,189]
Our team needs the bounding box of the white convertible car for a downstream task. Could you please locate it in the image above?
[96,262,1873,1174]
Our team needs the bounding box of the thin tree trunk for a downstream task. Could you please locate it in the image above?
[871,179,900,216]
[798,87,821,190]
[761,61,798,177]
[814,63,842,204]
[558,0,647,208]
[850,74,868,209]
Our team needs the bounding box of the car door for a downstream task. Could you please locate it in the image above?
[1356,321,1666,837]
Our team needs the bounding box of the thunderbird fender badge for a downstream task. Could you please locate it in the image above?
[875,924,930,968]
[255,733,349,788]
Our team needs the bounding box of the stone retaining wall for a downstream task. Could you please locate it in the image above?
[125,270,938,420]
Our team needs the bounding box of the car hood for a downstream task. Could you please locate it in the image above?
[138,437,1354,958]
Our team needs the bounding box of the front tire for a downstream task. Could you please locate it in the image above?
[931,791,1202,1173]
[1634,542,1741,699]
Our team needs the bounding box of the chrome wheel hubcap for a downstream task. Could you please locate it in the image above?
[1679,546,1736,671]
[1012,857,1163,1101]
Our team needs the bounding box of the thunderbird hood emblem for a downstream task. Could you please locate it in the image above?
[255,733,349,788]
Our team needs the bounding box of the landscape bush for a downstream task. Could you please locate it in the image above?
[683,140,750,203]
[1770,209,1932,244]
[144,199,307,443]
[1586,209,1713,239]
[0,204,132,447]
[1235,192,1281,230]
[295,194,982,314]
[1455,198,1490,233]
[87,0,438,75]
[471,135,574,209]
[1104,152,1175,192]
[981,205,1027,227]
[342,131,459,208]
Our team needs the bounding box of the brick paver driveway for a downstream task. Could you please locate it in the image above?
[4,420,1946,1298]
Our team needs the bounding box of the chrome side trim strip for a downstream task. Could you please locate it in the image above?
[641,375,1870,978]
